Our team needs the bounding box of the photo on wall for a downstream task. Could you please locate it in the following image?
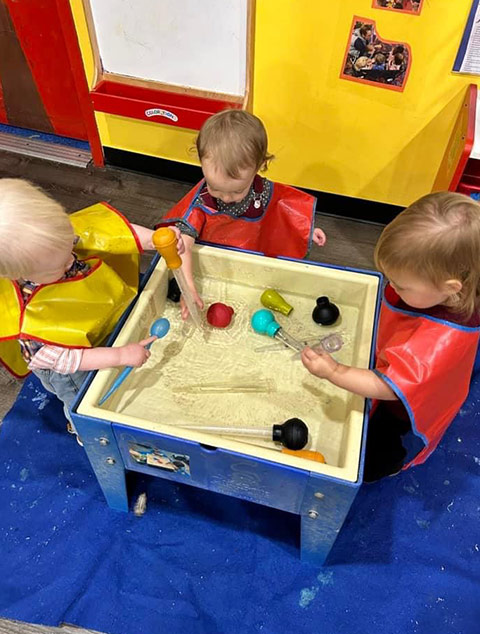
[372,0,423,14]
[341,17,411,91]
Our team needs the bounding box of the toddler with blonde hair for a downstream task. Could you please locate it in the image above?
[301,192,480,480]
[0,179,184,442]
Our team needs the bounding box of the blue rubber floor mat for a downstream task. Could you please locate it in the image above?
[0,123,90,149]
[0,374,478,634]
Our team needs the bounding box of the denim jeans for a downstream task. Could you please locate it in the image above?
[33,368,89,430]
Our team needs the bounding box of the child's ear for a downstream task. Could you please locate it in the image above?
[444,279,463,295]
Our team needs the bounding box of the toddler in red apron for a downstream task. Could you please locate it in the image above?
[159,109,325,319]
[301,192,480,480]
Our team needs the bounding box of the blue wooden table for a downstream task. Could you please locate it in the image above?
[72,248,381,565]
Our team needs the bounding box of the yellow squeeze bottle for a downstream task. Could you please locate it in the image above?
[153,228,204,330]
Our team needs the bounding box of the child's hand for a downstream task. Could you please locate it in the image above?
[170,226,185,255]
[180,289,204,321]
[301,346,338,379]
[118,336,157,367]
[312,228,327,247]
[132,224,185,254]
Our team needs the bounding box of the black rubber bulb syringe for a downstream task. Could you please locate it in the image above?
[179,418,309,450]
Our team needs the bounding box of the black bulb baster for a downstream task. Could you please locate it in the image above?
[312,296,340,326]
[272,418,309,450]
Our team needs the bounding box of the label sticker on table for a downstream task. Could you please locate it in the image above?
[128,442,190,476]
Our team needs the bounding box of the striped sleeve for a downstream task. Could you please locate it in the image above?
[28,345,83,375]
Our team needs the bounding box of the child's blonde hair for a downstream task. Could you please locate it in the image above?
[196,109,274,178]
[0,179,74,279]
[354,56,369,71]
[374,191,480,319]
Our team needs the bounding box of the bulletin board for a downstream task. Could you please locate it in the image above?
[82,0,254,130]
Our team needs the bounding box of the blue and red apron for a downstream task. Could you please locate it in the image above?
[159,179,316,258]
[373,284,480,468]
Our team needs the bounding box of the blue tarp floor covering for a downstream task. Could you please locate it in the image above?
[0,374,479,634]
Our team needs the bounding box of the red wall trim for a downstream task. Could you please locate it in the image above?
[91,80,242,132]
[55,0,104,166]
[450,84,476,192]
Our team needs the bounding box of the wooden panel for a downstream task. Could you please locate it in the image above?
[0,3,53,132]
[0,619,100,634]
[4,0,88,139]
[0,67,7,123]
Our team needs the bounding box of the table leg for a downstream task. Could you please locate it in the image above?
[73,416,129,512]
[300,475,358,565]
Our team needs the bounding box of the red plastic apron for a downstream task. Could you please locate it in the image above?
[159,180,316,258]
[373,284,480,467]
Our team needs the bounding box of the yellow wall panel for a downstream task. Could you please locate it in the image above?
[95,113,199,166]
[70,0,96,88]
[70,0,477,209]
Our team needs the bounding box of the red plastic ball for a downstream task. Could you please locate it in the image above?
[206,302,234,328]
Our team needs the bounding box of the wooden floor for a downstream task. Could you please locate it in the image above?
[0,150,383,634]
